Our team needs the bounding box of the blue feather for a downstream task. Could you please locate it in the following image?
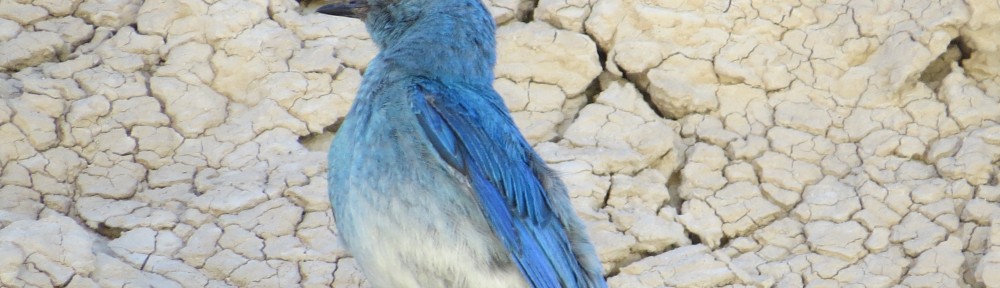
[411,80,603,287]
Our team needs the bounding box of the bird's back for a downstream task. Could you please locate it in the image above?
[328,73,531,288]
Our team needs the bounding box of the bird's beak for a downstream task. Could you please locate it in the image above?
[316,0,370,19]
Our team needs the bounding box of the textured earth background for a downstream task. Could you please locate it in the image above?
[1,0,999,287]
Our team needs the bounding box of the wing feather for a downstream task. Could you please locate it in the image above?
[410,79,589,288]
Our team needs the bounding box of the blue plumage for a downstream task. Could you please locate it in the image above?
[322,0,606,287]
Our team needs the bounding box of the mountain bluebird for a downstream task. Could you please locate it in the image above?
[319,0,607,287]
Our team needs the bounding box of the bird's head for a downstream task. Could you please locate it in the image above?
[317,0,497,82]
[316,0,493,43]
[318,0,462,48]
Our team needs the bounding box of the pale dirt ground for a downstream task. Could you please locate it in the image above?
[1,0,999,287]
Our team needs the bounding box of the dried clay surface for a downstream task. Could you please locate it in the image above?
[1,0,999,287]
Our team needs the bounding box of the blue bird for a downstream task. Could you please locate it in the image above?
[319,0,607,287]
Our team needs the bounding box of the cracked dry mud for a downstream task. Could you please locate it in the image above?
[1,0,999,287]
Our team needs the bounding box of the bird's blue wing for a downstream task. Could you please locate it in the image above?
[410,79,597,288]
